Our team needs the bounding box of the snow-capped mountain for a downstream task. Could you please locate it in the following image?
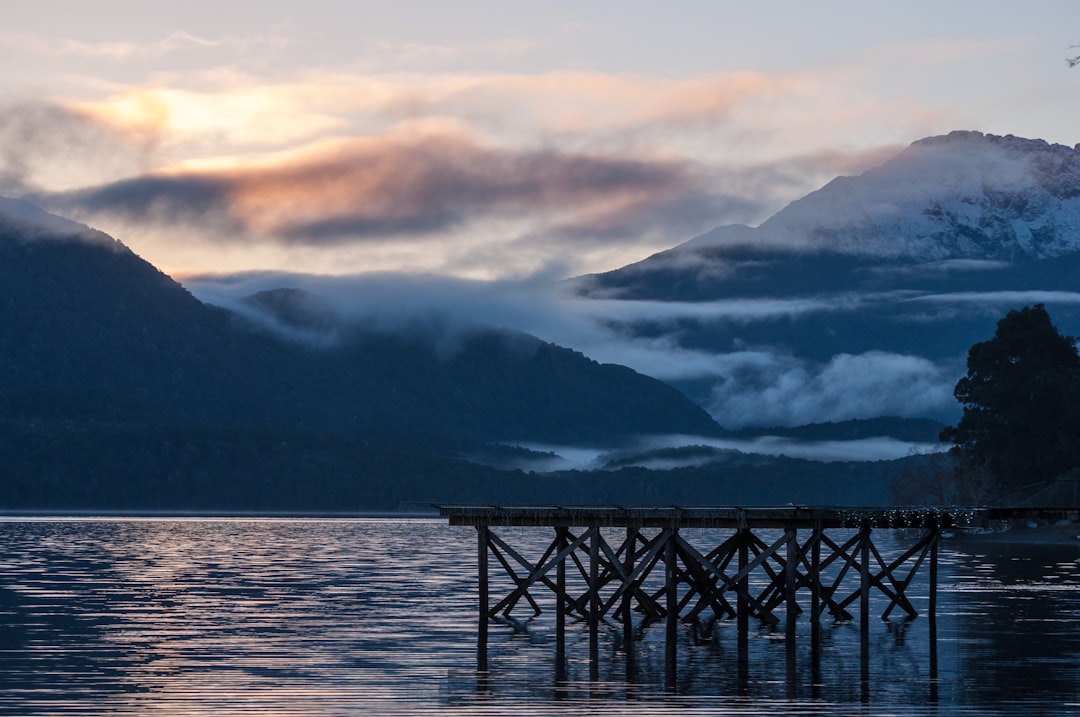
[681,131,1080,262]
[571,131,1080,429]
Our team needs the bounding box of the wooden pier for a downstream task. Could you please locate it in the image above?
[441,504,1072,695]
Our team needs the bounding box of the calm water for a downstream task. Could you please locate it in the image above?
[0,518,1078,716]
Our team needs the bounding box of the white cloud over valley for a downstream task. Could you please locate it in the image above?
[185,271,965,429]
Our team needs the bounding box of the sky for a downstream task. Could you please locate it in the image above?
[3,1,1080,281]
[5,2,1080,438]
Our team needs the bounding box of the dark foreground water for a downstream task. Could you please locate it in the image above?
[0,518,1078,716]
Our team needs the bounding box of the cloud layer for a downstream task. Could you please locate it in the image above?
[704,350,952,428]
[60,128,730,247]
[0,59,920,278]
[183,271,969,430]
[5,2,1080,280]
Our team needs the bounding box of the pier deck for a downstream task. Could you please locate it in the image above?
[442,503,1076,528]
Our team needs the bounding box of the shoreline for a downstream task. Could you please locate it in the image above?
[950,523,1080,547]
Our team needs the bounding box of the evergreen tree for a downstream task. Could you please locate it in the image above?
[940,304,1080,501]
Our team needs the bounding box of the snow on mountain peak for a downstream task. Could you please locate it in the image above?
[681,131,1080,262]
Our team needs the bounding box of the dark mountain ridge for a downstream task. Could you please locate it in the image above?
[0,199,722,445]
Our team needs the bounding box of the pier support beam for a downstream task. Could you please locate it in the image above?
[737,528,749,692]
[810,522,822,697]
[555,526,567,682]
[785,525,798,697]
[860,524,871,703]
[623,526,636,678]
[665,528,678,691]
[477,525,489,673]
[929,529,939,704]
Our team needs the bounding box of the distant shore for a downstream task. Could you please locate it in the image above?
[951,522,1080,547]
[0,509,441,520]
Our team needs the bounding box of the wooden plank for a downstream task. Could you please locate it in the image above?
[440,504,998,529]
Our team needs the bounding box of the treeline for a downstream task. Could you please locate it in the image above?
[0,423,902,511]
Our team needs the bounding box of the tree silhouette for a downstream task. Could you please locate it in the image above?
[940,304,1080,502]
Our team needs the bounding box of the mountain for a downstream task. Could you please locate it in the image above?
[0,198,243,426]
[697,132,1080,261]
[581,132,1080,297]
[0,199,723,443]
[573,131,1080,428]
[0,198,731,508]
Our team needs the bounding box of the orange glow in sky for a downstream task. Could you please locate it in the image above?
[2,2,1079,279]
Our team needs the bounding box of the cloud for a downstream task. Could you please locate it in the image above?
[182,270,961,430]
[4,63,918,278]
[0,195,118,247]
[861,258,1012,279]
[0,30,289,60]
[183,271,869,363]
[61,173,239,231]
[71,82,348,151]
[460,72,797,137]
[29,108,897,280]
[154,31,292,54]
[370,37,538,68]
[63,71,774,149]
[490,433,942,472]
[185,270,575,337]
[64,68,909,177]
[732,144,906,198]
[705,350,954,428]
[0,101,152,195]
[695,435,943,463]
[573,295,865,327]
[906,290,1080,306]
[54,128,730,248]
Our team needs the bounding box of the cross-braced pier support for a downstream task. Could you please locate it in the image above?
[443,505,972,693]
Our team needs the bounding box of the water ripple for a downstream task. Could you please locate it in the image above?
[0,518,1078,715]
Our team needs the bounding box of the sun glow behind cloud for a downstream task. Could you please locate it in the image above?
[2,52,988,278]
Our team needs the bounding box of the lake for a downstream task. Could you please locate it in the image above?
[0,517,1078,715]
